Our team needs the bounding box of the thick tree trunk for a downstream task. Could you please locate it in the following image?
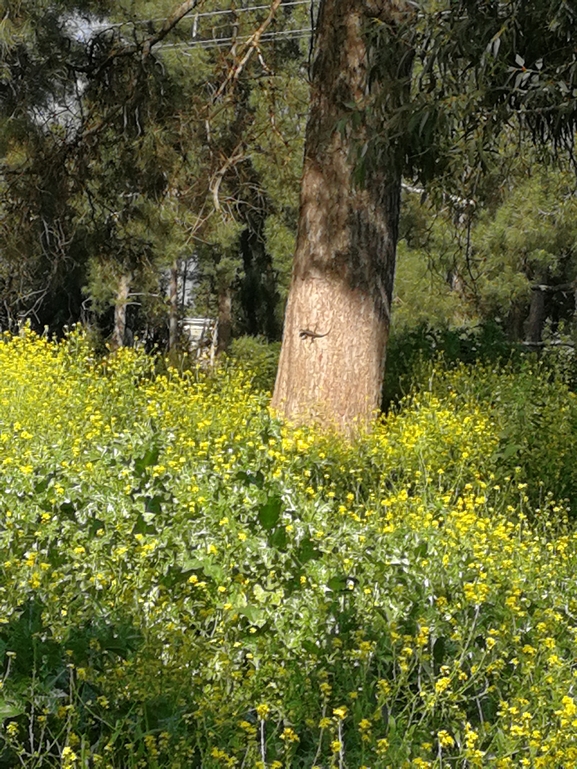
[168,261,179,351]
[111,273,131,350]
[271,0,413,431]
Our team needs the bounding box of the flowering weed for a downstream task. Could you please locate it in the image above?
[0,330,576,766]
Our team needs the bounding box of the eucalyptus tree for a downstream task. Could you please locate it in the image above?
[272,0,577,431]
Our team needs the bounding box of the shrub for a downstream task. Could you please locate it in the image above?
[228,335,281,392]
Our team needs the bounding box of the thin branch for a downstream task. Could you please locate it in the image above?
[85,0,206,76]
[212,0,282,102]
[210,143,247,212]
[401,181,476,210]
[532,282,575,293]
[142,0,205,60]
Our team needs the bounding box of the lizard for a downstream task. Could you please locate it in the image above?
[299,328,330,341]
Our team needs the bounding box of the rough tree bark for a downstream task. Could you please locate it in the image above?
[271,0,413,432]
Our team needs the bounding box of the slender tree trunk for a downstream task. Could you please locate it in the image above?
[507,301,526,342]
[111,273,132,350]
[217,284,232,355]
[524,286,546,348]
[181,259,188,308]
[272,0,413,431]
[169,260,179,351]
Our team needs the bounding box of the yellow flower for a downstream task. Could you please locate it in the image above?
[62,746,78,767]
[437,730,455,749]
[376,737,389,756]
[330,740,342,753]
[435,676,451,694]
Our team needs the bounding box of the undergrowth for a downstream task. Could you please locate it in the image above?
[0,329,576,767]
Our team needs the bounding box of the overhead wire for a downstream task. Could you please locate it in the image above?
[158,26,311,51]
[105,1,311,30]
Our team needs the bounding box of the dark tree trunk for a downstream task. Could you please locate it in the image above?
[169,261,179,351]
[272,0,413,431]
[111,273,131,350]
[507,301,526,342]
[524,287,546,347]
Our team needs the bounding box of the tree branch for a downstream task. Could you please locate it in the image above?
[401,181,476,210]
[142,0,205,60]
[532,283,575,293]
[210,143,247,212]
[212,0,282,102]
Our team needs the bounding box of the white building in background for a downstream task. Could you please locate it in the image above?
[180,316,217,357]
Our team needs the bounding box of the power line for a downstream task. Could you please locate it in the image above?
[105,1,311,30]
[158,26,311,51]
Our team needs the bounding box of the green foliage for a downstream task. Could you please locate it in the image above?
[473,168,577,319]
[392,240,469,331]
[0,0,307,342]
[384,0,577,186]
[395,156,577,342]
[2,331,577,765]
[386,323,577,512]
[383,321,516,409]
[426,357,577,514]
[227,335,280,392]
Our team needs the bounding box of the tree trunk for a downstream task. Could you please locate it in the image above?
[217,284,232,355]
[524,286,546,348]
[271,0,413,431]
[169,260,179,351]
[111,273,132,350]
[507,301,526,342]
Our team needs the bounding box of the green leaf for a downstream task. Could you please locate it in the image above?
[240,605,265,625]
[132,513,147,535]
[433,636,446,666]
[297,537,320,564]
[0,699,24,720]
[258,496,282,530]
[88,518,105,536]
[414,542,428,558]
[327,575,348,592]
[34,473,53,494]
[145,495,162,515]
[236,470,265,489]
[270,526,287,550]
[502,443,521,459]
[134,446,160,477]
[302,639,322,657]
